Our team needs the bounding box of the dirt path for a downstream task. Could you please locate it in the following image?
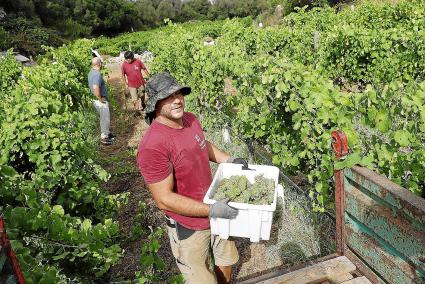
[98,62,178,281]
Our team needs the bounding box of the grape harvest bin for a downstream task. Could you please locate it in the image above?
[203,163,284,242]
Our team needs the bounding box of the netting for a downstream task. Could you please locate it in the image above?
[205,126,336,279]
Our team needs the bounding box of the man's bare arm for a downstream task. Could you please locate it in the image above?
[142,69,149,78]
[92,84,104,102]
[141,62,150,77]
[147,173,210,216]
[206,140,230,163]
[122,73,128,86]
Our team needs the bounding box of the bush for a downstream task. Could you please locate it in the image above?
[0,27,14,50]
[1,17,64,56]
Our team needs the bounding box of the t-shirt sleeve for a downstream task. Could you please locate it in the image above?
[137,147,172,184]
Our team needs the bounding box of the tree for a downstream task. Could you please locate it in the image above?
[2,0,36,17]
[133,0,159,29]
[208,0,268,19]
[179,0,211,22]
[157,0,179,21]
[0,27,14,50]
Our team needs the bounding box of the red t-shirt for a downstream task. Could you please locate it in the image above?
[121,59,147,88]
[137,112,212,230]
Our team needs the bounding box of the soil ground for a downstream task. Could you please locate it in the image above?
[98,62,179,282]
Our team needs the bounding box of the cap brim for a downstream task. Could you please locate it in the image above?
[145,85,191,114]
[179,86,191,95]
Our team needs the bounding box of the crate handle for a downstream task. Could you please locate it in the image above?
[277,184,284,206]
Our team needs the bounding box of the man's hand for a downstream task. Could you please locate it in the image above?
[209,198,238,219]
[122,75,128,87]
[227,157,249,169]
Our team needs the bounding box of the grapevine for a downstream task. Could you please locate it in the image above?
[0,40,124,282]
[95,0,424,209]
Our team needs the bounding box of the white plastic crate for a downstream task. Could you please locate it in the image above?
[203,163,284,242]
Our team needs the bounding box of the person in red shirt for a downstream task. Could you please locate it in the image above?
[137,72,248,284]
[121,51,149,112]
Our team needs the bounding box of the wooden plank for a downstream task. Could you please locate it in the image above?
[239,254,340,284]
[328,273,353,283]
[344,249,386,284]
[258,256,356,284]
[345,167,425,227]
[344,183,425,269]
[341,276,372,284]
[345,221,422,283]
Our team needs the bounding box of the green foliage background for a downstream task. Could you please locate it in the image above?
[0,41,123,282]
[0,0,354,56]
[97,0,425,210]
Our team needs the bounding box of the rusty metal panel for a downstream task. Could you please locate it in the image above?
[346,166,425,228]
[344,249,386,284]
[333,131,350,256]
[343,166,425,284]
[346,222,420,283]
[345,183,425,268]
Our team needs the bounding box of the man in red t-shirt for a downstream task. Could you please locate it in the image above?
[121,51,149,112]
[137,72,248,284]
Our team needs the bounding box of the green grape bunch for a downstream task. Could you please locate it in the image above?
[212,174,275,205]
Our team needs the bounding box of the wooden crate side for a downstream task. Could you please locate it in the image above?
[345,167,425,228]
[346,221,420,283]
[238,254,340,284]
[341,276,372,284]
[344,249,386,284]
[343,167,425,283]
[344,182,425,267]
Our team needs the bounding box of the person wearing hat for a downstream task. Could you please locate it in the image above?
[137,72,248,283]
[121,51,149,112]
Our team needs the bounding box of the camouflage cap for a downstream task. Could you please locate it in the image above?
[145,72,191,116]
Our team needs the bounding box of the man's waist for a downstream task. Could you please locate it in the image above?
[164,213,209,230]
[92,96,107,100]
[127,82,145,88]
[165,216,176,228]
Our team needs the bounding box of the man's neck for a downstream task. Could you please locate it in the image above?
[155,115,184,129]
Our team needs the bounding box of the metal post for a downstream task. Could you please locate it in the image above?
[0,216,26,283]
[313,31,320,50]
[331,130,349,256]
